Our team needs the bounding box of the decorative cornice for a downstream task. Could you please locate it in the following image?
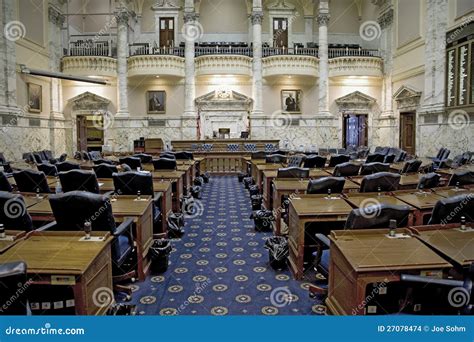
[251,11,264,25]
[114,7,131,25]
[317,13,330,26]
[378,7,394,29]
[48,5,65,27]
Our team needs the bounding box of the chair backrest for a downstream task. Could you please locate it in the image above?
[251,151,267,159]
[401,159,422,174]
[56,161,81,172]
[359,172,401,192]
[42,150,54,161]
[344,204,411,229]
[49,191,117,232]
[0,153,6,164]
[89,151,102,161]
[417,173,441,189]
[328,154,350,167]
[32,152,44,164]
[303,155,326,168]
[81,151,91,160]
[332,162,360,177]
[0,172,12,192]
[287,155,305,167]
[113,171,154,195]
[429,194,473,224]
[435,147,445,159]
[359,162,390,175]
[383,154,396,164]
[440,148,451,160]
[448,171,474,186]
[395,151,407,162]
[13,169,51,193]
[174,151,194,160]
[276,167,309,179]
[37,163,58,177]
[160,152,176,160]
[306,177,345,194]
[58,153,67,163]
[365,153,385,163]
[118,157,142,170]
[133,154,153,163]
[93,163,118,179]
[22,153,35,164]
[153,158,177,170]
[59,170,100,193]
[265,154,287,164]
[0,261,29,314]
[93,158,114,165]
[0,192,33,230]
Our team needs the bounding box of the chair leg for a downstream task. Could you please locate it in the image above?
[308,284,327,297]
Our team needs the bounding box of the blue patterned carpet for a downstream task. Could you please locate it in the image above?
[128,175,326,315]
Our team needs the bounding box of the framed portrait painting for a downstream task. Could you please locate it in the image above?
[281,89,302,113]
[28,83,42,113]
[147,90,166,114]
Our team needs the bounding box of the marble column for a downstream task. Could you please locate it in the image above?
[378,6,394,116]
[115,7,130,117]
[317,1,330,116]
[251,9,263,116]
[304,15,313,45]
[48,4,64,119]
[183,11,197,118]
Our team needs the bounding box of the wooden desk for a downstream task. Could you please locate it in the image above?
[344,192,415,226]
[431,186,471,198]
[9,176,57,190]
[151,170,185,211]
[389,158,433,173]
[326,229,452,315]
[393,190,444,225]
[0,231,113,315]
[17,192,50,208]
[0,230,26,254]
[255,164,284,190]
[288,194,353,279]
[398,173,424,190]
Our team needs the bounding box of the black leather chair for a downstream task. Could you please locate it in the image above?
[22,152,35,164]
[332,162,360,177]
[365,153,385,163]
[395,151,407,162]
[93,158,115,165]
[33,152,44,164]
[47,191,136,291]
[57,153,68,163]
[383,154,396,164]
[56,161,81,172]
[273,150,286,155]
[448,171,474,187]
[175,151,194,160]
[37,163,58,177]
[429,194,473,224]
[277,167,309,178]
[121,164,132,172]
[306,177,345,194]
[287,155,305,167]
[153,158,177,170]
[400,159,422,174]
[133,154,153,163]
[93,164,118,179]
[0,192,34,231]
[251,151,267,159]
[160,152,176,160]
[13,169,51,193]
[265,154,287,164]
[119,157,142,170]
[417,173,441,189]
[0,261,29,315]
[0,171,12,192]
[0,153,12,173]
[359,172,401,192]
[359,162,390,175]
[328,154,350,167]
[81,151,91,160]
[303,155,327,168]
[59,170,100,193]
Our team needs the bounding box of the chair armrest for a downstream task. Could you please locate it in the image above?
[103,190,115,197]
[315,233,330,248]
[114,217,134,237]
[36,221,57,231]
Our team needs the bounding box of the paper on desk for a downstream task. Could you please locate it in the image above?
[0,236,14,241]
[78,236,105,242]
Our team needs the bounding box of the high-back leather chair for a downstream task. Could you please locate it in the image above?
[328,154,350,167]
[118,157,142,170]
[265,154,287,164]
[153,158,177,170]
[56,161,80,172]
[93,158,115,165]
[0,192,34,231]
[365,153,385,163]
[0,171,12,192]
[160,153,176,160]
[359,172,401,192]
[359,162,390,175]
[448,171,474,186]
[59,170,100,193]
[345,203,411,229]
[93,163,118,179]
[287,155,305,167]
[0,261,29,315]
[251,151,267,159]
[332,162,360,177]
[276,167,309,178]
[174,151,194,160]
[395,151,407,162]
[13,169,51,193]
[37,163,58,177]
[417,173,441,189]
[383,154,396,164]
[429,194,473,224]
[306,177,345,194]
[81,151,91,160]
[57,153,68,163]
[303,155,326,168]
[133,153,153,163]
[32,152,44,164]
[401,159,422,174]
[113,171,154,196]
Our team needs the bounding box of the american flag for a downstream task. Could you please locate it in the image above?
[196,109,201,140]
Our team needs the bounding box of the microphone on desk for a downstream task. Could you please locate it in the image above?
[389,219,397,237]
[461,216,466,231]
[84,221,92,240]
[137,190,141,201]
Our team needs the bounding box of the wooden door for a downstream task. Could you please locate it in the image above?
[343,114,368,149]
[400,112,416,155]
[76,115,88,151]
[160,17,175,47]
[273,18,288,48]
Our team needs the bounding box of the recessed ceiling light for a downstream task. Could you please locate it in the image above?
[155,75,160,78]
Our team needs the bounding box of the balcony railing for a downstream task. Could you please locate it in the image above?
[195,46,253,57]
[68,37,115,57]
[328,47,381,58]
[263,47,318,57]
[129,43,185,57]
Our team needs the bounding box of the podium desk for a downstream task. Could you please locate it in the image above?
[326,229,452,315]
[393,190,444,225]
[151,170,185,211]
[0,231,113,315]
[288,194,353,279]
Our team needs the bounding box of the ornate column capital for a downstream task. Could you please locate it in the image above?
[184,11,198,23]
[114,7,131,26]
[378,7,394,29]
[251,11,264,25]
[317,13,330,26]
[48,5,65,27]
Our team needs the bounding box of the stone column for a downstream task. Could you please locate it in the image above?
[304,15,313,45]
[183,11,197,117]
[378,6,394,116]
[115,7,130,117]
[48,4,64,119]
[317,0,330,116]
[251,4,263,116]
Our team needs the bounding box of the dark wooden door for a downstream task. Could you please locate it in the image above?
[400,112,416,155]
[160,17,175,47]
[343,114,368,149]
[76,116,88,151]
[273,18,288,48]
